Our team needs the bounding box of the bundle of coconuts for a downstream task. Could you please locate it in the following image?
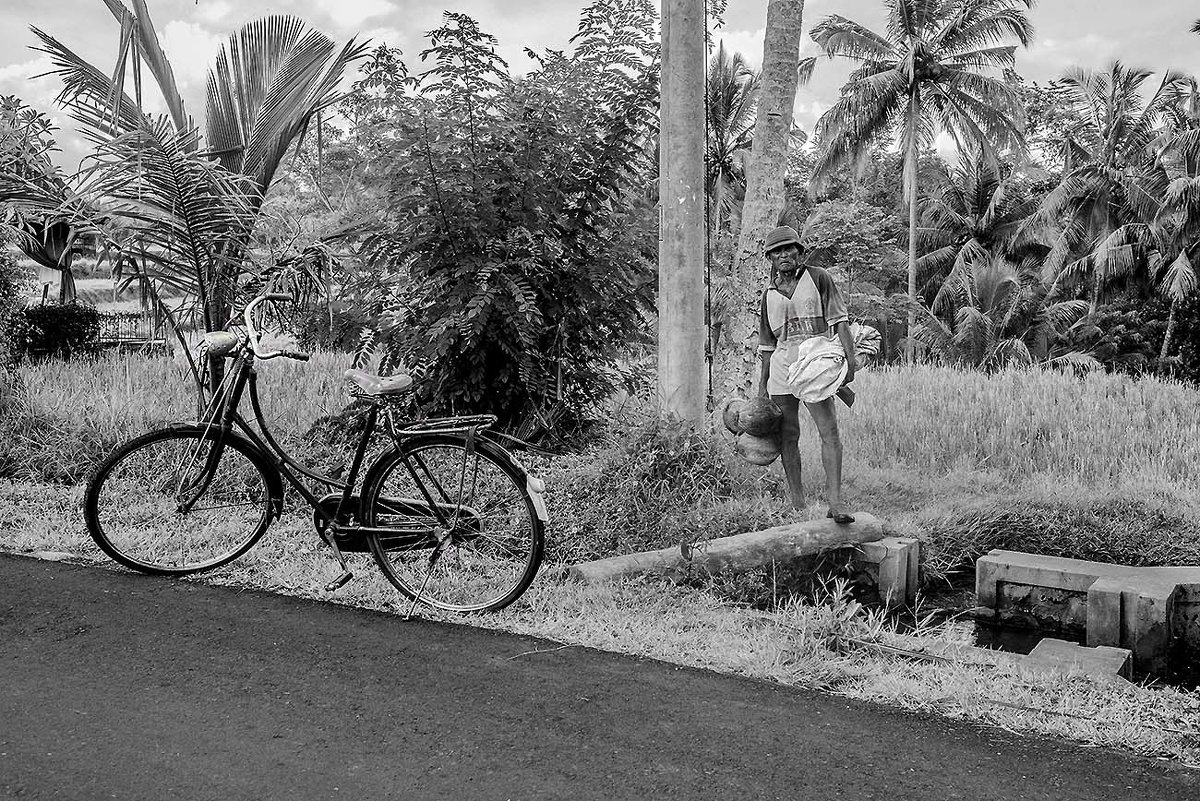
[721,397,783,466]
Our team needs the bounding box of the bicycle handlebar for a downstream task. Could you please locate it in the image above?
[242,293,311,362]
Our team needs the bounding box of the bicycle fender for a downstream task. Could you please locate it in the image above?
[163,422,286,520]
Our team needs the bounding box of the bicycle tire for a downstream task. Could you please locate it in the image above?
[84,426,279,575]
[360,433,545,613]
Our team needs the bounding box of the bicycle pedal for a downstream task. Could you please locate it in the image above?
[324,570,354,592]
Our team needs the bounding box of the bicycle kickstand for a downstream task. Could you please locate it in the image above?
[403,532,450,620]
[319,527,354,593]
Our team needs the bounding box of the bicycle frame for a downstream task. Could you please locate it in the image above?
[194,348,500,555]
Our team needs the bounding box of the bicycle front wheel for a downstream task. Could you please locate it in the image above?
[84,427,277,575]
[361,434,544,613]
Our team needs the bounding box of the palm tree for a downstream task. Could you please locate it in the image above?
[1028,63,1191,308]
[809,0,1034,361]
[721,0,806,397]
[1149,75,1200,366]
[705,42,758,362]
[1,2,366,336]
[913,251,1097,371]
[705,42,758,236]
[917,146,1037,297]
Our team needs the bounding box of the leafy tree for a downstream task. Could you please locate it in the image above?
[809,0,1034,361]
[357,5,660,428]
[801,199,908,360]
[0,231,36,363]
[1006,71,1101,181]
[0,96,82,303]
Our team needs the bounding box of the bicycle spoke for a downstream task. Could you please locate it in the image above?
[364,438,543,612]
[85,429,273,575]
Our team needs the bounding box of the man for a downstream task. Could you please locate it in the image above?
[756,224,856,523]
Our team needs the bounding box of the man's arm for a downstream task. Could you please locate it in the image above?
[836,321,857,384]
[757,290,776,396]
[759,352,772,397]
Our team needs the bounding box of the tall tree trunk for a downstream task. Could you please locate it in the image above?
[658,0,708,421]
[718,0,805,397]
[904,87,920,363]
[1159,298,1179,371]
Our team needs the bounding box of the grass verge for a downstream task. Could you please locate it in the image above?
[3,478,1197,768]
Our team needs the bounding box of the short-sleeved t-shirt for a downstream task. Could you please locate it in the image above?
[758,265,848,352]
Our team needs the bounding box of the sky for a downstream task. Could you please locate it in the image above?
[1,0,1198,168]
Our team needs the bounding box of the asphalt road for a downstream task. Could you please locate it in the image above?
[1,554,1196,800]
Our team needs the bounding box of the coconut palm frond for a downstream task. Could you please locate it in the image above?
[206,15,370,194]
[1160,249,1198,302]
[29,27,148,142]
[101,0,192,134]
[1042,299,1092,332]
[1045,350,1103,372]
[810,15,896,63]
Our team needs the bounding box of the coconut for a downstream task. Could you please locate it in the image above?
[736,433,780,466]
[721,398,746,434]
[737,397,783,437]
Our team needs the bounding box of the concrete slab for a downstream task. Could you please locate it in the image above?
[858,537,919,608]
[1026,637,1133,681]
[976,549,1200,681]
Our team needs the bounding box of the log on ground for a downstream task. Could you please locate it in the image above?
[566,513,883,583]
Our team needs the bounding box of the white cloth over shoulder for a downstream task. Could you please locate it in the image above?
[782,337,848,403]
[775,323,881,403]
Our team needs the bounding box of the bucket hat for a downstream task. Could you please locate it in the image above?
[763,225,804,254]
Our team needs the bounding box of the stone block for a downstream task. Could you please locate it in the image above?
[857,537,919,608]
[976,550,1200,681]
[1026,637,1132,681]
[1086,578,1127,647]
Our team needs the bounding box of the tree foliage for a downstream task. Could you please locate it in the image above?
[356,4,660,426]
[914,252,1097,371]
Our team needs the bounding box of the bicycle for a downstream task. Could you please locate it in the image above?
[83,292,548,614]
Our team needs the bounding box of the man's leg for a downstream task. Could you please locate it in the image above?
[804,397,850,519]
[771,393,804,509]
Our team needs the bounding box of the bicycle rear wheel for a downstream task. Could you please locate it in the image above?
[361,434,544,613]
[84,427,276,575]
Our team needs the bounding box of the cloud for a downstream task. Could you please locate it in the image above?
[1021,33,1120,73]
[193,1,234,25]
[160,21,222,90]
[0,55,53,84]
[318,0,396,28]
[715,28,766,69]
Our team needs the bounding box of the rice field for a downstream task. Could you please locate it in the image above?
[10,352,1200,488]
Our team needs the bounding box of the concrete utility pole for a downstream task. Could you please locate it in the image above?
[657,0,707,422]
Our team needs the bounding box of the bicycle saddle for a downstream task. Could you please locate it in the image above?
[344,368,414,396]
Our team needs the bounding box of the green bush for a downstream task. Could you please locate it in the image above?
[14,302,101,360]
[541,411,791,563]
[355,10,659,427]
[293,301,370,352]
[0,245,35,364]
